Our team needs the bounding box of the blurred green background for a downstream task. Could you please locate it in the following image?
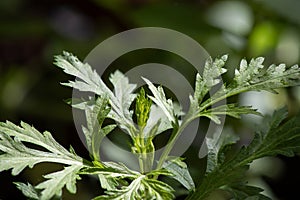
[1,0,300,199]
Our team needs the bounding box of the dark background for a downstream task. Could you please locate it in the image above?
[0,0,300,199]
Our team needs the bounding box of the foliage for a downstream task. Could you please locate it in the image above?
[186,107,300,199]
[0,52,299,199]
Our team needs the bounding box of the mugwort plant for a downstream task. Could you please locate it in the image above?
[0,52,300,199]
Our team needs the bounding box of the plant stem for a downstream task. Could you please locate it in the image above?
[155,117,194,171]
[135,128,154,173]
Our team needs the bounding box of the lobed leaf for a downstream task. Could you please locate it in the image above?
[203,55,228,88]
[163,157,195,191]
[0,121,85,200]
[109,70,137,123]
[0,122,83,176]
[189,55,228,118]
[94,174,174,200]
[199,104,261,124]
[205,131,239,173]
[225,184,271,200]
[35,165,82,200]
[14,182,40,200]
[142,77,176,124]
[54,52,136,136]
[196,55,300,117]
[186,108,300,200]
[54,51,113,98]
[234,57,265,86]
[83,96,116,161]
[143,105,173,138]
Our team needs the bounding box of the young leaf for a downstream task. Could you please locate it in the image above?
[94,174,174,200]
[198,56,300,112]
[234,57,265,86]
[234,61,300,93]
[0,121,85,200]
[205,131,239,173]
[192,73,207,106]
[35,165,82,200]
[80,162,139,178]
[54,51,114,98]
[142,77,176,124]
[80,161,140,191]
[202,55,228,88]
[109,70,137,124]
[0,122,83,176]
[54,52,136,136]
[0,121,81,160]
[144,104,178,138]
[141,178,175,200]
[97,174,120,191]
[83,96,116,161]
[163,157,195,191]
[199,104,261,124]
[189,55,228,112]
[14,182,40,200]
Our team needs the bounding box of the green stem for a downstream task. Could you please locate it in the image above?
[135,128,154,173]
[138,155,145,174]
[200,73,296,112]
[199,87,247,112]
[155,117,194,171]
[139,129,145,173]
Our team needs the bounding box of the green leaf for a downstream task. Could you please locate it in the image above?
[163,157,195,191]
[187,54,298,129]
[3,52,298,200]
[97,174,119,191]
[205,131,239,173]
[202,55,228,88]
[0,121,85,200]
[142,77,176,124]
[65,97,96,110]
[94,175,144,200]
[189,55,228,112]
[244,107,300,158]
[234,57,265,86]
[198,56,300,112]
[80,162,139,178]
[83,96,116,161]
[54,51,113,98]
[241,60,300,91]
[35,165,82,200]
[187,165,249,200]
[0,122,83,175]
[193,73,207,105]
[109,70,137,125]
[14,182,40,200]
[94,174,174,200]
[143,105,173,138]
[186,108,300,200]
[54,52,136,136]
[199,104,262,124]
[142,178,175,200]
[225,184,271,200]
[0,121,81,160]
[80,161,140,191]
